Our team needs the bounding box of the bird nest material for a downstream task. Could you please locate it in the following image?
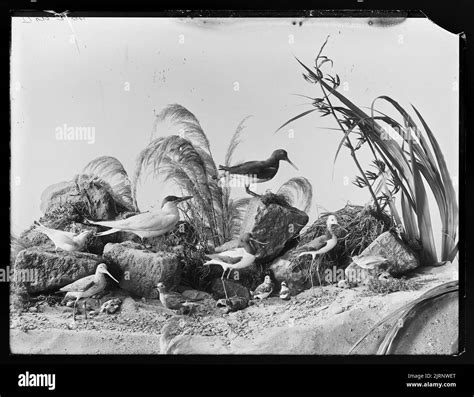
[292,204,392,285]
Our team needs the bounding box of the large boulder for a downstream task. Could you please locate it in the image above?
[13,248,103,294]
[102,241,182,298]
[40,174,131,223]
[355,231,420,276]
[269,252,310,295]
[210,279,251,300]
[240,197,309,263]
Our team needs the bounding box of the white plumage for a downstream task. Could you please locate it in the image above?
[87,195,192,239]
[35,221,91,252]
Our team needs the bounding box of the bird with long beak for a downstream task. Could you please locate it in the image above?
[86,196,192,242]
[59,263,119,321]
[296,215,340,285]
[34,221,91,252]
[218,149,298,195]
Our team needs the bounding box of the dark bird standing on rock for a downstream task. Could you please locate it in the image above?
[218,149,298,195]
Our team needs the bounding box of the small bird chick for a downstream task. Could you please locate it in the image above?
[156,282,197,315]
[251,275,274,300]
[279,281,291,300]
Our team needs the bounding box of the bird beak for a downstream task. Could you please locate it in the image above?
[285,158,299,171]
[104,271,119,284]
[249,237,269,245]
[177,196,193,203]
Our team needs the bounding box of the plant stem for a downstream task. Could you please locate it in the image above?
[319,84,382,213]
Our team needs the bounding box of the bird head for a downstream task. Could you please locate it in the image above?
[96,263,119,283]
[281,281,288,287]
[161,195,193,208]
[326,215,339,228]
[156,282,167,293]
[271,149,298,170]
[263,275,272,284]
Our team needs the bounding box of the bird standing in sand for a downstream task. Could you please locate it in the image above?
[279,281,291,300]
[86,196,192,242]
[34,221,91,252]
[251,275,274,300]
[59,263,119,321]
[156,283,198,314]
[218,149,298,195]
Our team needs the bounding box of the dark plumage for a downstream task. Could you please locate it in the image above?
[219,149,298,183]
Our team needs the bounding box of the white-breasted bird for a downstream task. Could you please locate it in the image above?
[279,281,291,300]
[297,215,340,261]
[59,263,119,321]
[251,275,274,300]
[86,195,192,240]
[34,221,91,252]
[203,233,257,280]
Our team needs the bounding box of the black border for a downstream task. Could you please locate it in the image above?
[3,2,473,394]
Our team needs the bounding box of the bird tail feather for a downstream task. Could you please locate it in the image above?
[95,228,121,237]
[218,165,228,171]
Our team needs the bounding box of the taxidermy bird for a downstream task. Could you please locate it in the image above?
[251,275,274,300]
[34,221,91,252]
[279,281,291,300]
[86,195,192,241]
[156,282,199,315]
[218,149,298,195]
[59,263,119,321]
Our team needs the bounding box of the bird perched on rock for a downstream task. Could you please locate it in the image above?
[59,263,119,321]
[251,275,274,300]
[216,296,249,313]
[218,149,298,195]
[34,221,91,252]
[86,195,192,242]
[279,281,291,300]
[156,282,198,315]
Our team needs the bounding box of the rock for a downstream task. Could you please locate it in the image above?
[13,248,103,294]
[179,289,213,301]
[337,280,351,289]
[216,296,249,313]
[210,279,251,300]
[357,231,419,276]
[28,306,38,313]
[103,242,181,298]
[240,197,309,263]
[40,174,131,222]
[269,252,310,295]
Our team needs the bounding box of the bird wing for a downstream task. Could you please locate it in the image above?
[92,210,177,231]
[226,160,264,175]
[206,247,246,263]
[60,275,95,292]
[254,283,273,295]
[205,254,243,264]
[37,227,76,245]
[299,235,329,251]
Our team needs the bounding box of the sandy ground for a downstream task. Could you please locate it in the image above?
[10,261,458,355]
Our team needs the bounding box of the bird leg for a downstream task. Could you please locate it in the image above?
[227,269,232,279]
[83,300,88,321]
[245,184,260,198]
[221,269,229,300]
[73,299,78,321]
